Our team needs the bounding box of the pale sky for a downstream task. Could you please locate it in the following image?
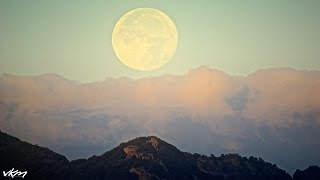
[1,0,320,82]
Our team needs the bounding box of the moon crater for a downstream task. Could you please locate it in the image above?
[112,8,178,71]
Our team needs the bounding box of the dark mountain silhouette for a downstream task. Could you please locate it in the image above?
[0,130,318,180]
[293,166,320,180]
[0,130,70,180]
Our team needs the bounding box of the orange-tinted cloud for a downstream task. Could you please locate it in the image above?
[1,67,320,173]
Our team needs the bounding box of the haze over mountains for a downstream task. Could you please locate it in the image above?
[1,67,320,174]
[3,130,319,180]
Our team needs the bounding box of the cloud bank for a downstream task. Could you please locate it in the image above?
[0,67,319,173]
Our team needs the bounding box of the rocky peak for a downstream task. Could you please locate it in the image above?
[122,139,156,160]
[146,137,159,151]
[1,132,301,180]
[123,145,138,157]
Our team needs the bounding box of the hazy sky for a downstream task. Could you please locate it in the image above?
[1,0,320,82]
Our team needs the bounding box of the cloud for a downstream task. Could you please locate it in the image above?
[0,67,320,173]
[225,85,250,112]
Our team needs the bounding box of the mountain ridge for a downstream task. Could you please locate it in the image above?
[1,130,319,180]
[2,66,320,83]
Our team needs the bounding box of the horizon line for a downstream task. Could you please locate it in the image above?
[1,66,319,83]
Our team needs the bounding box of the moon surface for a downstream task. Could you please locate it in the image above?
[112,8,178,71]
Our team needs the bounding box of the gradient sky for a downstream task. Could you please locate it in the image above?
[1,0,320,82]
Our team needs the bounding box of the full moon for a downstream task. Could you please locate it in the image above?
[112,8,178,71]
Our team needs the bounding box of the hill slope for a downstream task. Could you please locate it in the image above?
[1,130,318,180]
[0,130,70,179]
[293,166,320,180]
[68,136,292,180]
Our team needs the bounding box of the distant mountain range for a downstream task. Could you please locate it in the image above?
[1,130,319,180]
